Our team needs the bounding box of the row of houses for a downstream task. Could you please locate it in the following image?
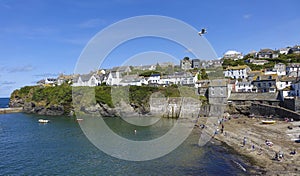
[224,63,300,80]
[74,71,198,87]
[39,70,199,88]
[180,58,222,70]
[223,45,300,60]
[223,62,300,100]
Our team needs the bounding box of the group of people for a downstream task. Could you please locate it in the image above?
[284,117,294,122]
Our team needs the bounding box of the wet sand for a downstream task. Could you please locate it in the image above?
[210,117,300,175]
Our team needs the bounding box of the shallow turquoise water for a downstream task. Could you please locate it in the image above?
[0,113,249,175]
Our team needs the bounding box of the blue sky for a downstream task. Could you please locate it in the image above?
[0,0,300,97]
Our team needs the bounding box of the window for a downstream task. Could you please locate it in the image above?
[268,83,272,87]
[258,83,261,87]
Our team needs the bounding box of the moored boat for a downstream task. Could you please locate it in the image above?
[38,119,49,123]
[261,120,276,124]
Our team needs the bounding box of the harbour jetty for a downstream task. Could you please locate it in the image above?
[0,107,23,114]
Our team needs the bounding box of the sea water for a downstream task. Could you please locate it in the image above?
[0,113,250,175]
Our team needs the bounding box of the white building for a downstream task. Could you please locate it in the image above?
[148,74,161,84]
[223,65,250,80]
[119,75,148,86]
[264,68,277,75]
[276,76,296,90]
[235,81,254,92]
[274,63,286,76]
[279,47,291,55]
[45,78,57,85]
[286,63,300,77]
[223,50,243,60]
[106,71,122,86]
[72,74,100,87]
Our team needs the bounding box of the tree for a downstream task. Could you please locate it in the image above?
[183,56,190,61]
[200,69,208,79]
[155,63,162,72]
[197,69,208,80]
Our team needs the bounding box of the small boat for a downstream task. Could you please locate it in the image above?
[76,118,83,122]
[261,120,276,124]
[38,119,49,123]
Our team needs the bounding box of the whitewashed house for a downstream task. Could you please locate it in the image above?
[111,66,132,74]
[134,65,156,71]
[279,47,291,55]
[235,81,254,92]
[286,63,300,77]
[274,63,286,76]
[276,76,296,90]
[257,49,279,59]
[119,75,148,86]
[148,74,161,85]
[180,58,192,70]
[223,50,243,60]
[290,45,300,54]
[264,68,277,75]
[45,78,57,85]
[72,74,100,87]
[223,65,250,80]
[106,71,122,86]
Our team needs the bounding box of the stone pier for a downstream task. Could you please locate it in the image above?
[0,107,23,114]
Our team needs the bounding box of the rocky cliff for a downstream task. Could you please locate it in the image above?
[9,84,197,117]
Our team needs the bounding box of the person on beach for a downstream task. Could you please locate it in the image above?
[243,137,247,147]
[221,124,224,134]
[279,151,284,160]
[251,144,255,151]
[290,149,296,155]
[275,152,279,161]
[265,140,273,147]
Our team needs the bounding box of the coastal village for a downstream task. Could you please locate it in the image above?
[37,45,300,114]
[32,45,300,174]
[2,1,300,175]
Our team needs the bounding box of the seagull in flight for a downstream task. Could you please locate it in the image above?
[198,28,207,36]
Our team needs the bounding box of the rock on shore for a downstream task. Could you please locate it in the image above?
[24,102,64,116]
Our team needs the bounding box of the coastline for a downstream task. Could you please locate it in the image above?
[211,116,300,175]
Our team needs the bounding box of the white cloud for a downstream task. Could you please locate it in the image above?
[7,65,35,73]
[243,14,252,19]
[1,81,16,85]
[79,18,106,28]
[59,38,89,45]
[34,73,59,77]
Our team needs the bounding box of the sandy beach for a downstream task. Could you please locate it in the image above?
[205,116,300,175]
